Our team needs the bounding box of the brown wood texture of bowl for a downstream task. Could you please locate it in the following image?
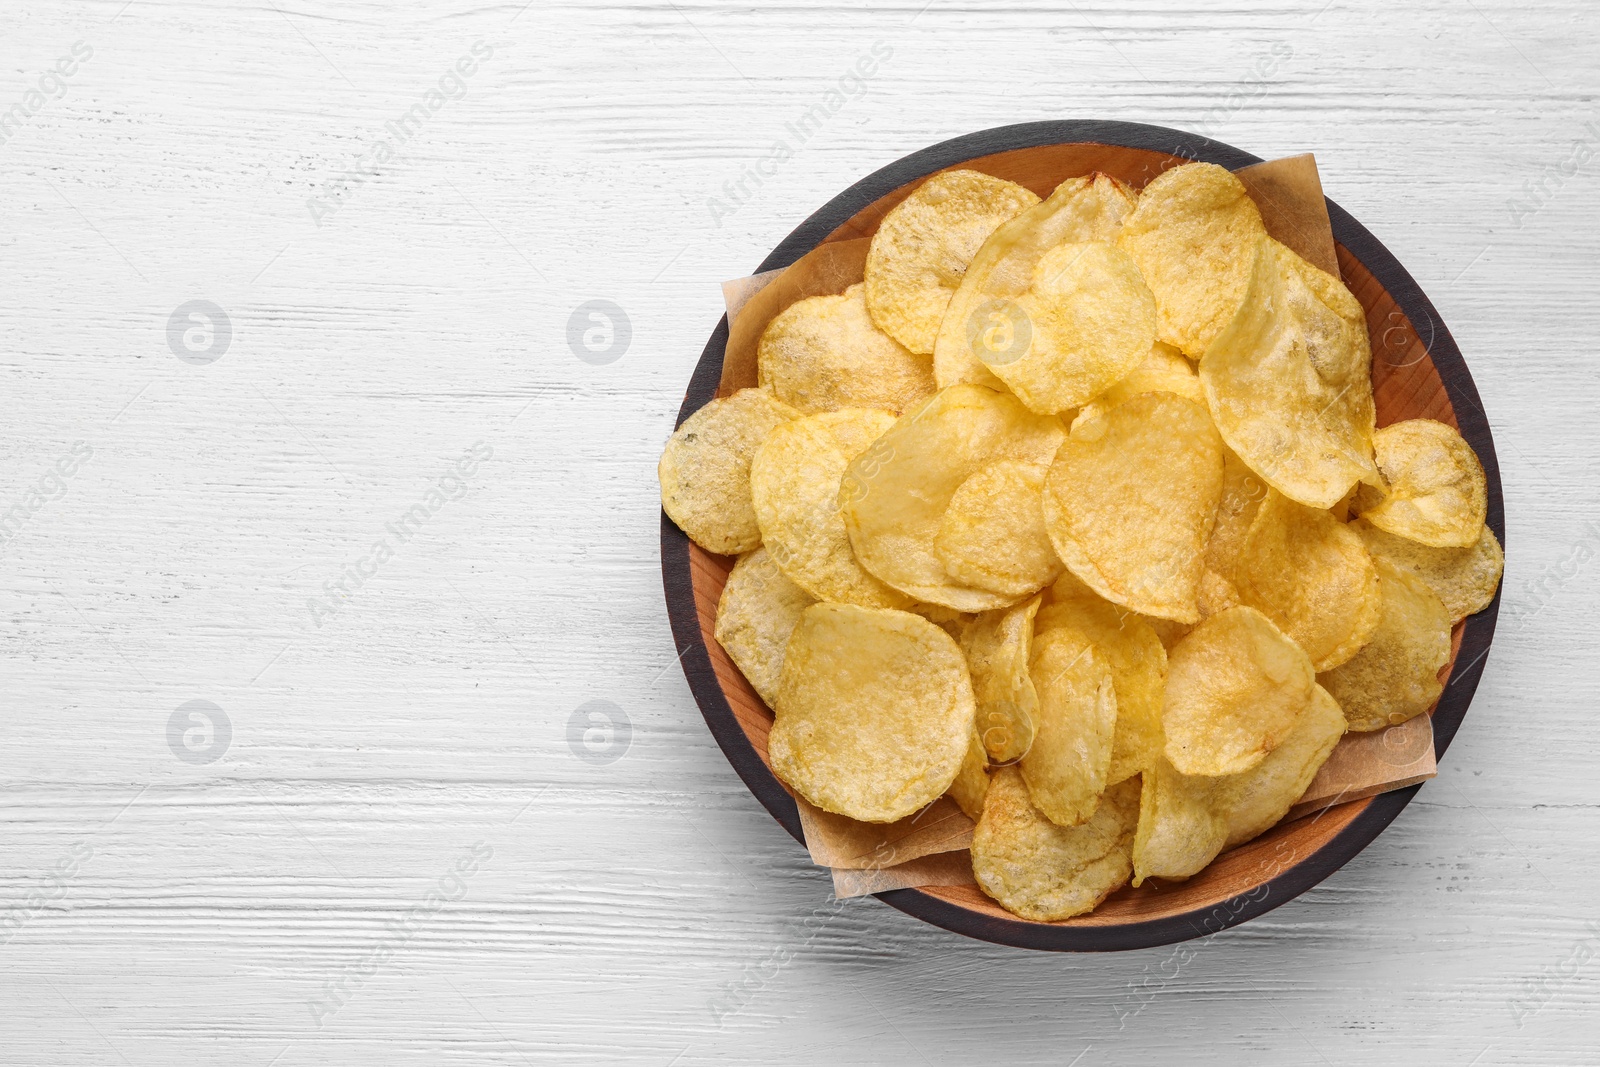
[660,121,1504,951]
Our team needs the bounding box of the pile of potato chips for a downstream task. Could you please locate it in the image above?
[660,162,1503,922]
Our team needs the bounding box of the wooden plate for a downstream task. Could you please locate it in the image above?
[660,121,1504,951]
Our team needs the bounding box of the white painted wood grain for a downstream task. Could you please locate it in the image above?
[1,0,1597,1062]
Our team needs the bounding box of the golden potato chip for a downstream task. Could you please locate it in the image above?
[1204,445,1269,587]
[841,384,1066,611]
[961,595,1042,764]
[750,409,909,609]
[947,729,991,821]
[1317,558,1451,732]
[977,242,1158,414]
[1201,237,1379,509]
[935,173,1138,390]
[713,546,816,706]
[1197,569,1241,618]
[1237,490,1381,672]
[1131,756,1226,885]
[1043,392,1224,623]
[973,767,1139,921]
[1162,606,1316,776]
[770,604,974,822]
[757,283,937,415]
[1354,518,1503,623]
[1354,419,1487,548]
[909,600,973,640]
[1220,683,1346,847]
[935,460,1063,598]
[659,388,799,554]
[1116,162,1267,357]
[864,170,1041,354]
[1073,342,1202,427]
[1021,627,1117,827]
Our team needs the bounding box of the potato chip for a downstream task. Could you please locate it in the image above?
[909,600,973,640]
[935,460,1063,598]
[1130,756,1226,885]
[1116,162,1267,357]
[961,595,1042,763]
[1219,683,1346,847]
[1204,445,1269,587]
[1162,606,1316,776]
[757,283,937,415]
[947,729,991,821]
[770,604,974,822]
[1021,627,1117,827]
[1354,518,1503,623]
[713,546,816,706]
[659,388,799,554]
[1354,419,1487,548]
[750,408,909,609]
[935,173,1138,390]
[864,170,1041,354]
[1201,237,1379,509]
[1237,490,1381,671]
[842,384,1067,611]
[973,767,1139,921]
[1197,569,1241,618]
[1043,392,1224,623]
[1317,558,1451,732]
[1073,342,1202,427]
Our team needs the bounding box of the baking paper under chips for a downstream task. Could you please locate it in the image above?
[961,596,1042,764]
[770,603,974,822]
[659,388,799,554]
[757,283,936,415]
[1116,161,1267,357]
[1355,518,1504,623]
[1043,392,1224,623]
[935,460,1063,598]
[1317,558,1452,732]
[864,169,1040,355]
[973,767,1139,921]
[713,546,816,706]
[841,384,1067,611]
[1201,237,1379,509]
[1022,627,1117,827]
[1354,419,1487,548]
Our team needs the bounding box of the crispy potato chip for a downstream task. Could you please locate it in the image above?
[1238,490,1381,672]
[973,767,1139,921]
[1354,518,1503,623]
[1205,445,1269,586]
[948,729,991,821]
[935,460,1063,598]
[961,596,1042,764]
[1043,392,1224,623]
[757,283,937,415]
[935,173,1138,390]
[771,604,974,822]
[1117,162,1268,357]
[750,408,909,609]
[1022,627,1117,827]
[1131,756,1226,886]
[1220,683,1346,847]
[842,384,1067,611]
[1354,419,1487,548]
[713,547,816,706]
[1049,569,1192,648]
[1201,237,1379,509]
[1317,558,1451,732]
[864,170,1041,354]
[1197,569,1241,618]
[1162,606,1316,776]
[1073,342,1201,427]
[659,388,799,554]
[909,600,973,640]
[977,242,1158,414]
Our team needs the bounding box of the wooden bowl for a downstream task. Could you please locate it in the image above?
[660,121,1504,951]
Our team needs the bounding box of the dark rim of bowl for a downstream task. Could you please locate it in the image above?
[660,119,1503,952]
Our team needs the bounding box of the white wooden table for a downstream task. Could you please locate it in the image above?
[2,1,1596,1063]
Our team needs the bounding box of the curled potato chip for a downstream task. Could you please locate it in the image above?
[841,384,1067,611]
[1021,627,1117,827]
[770,604,974,822]
[1205,445,1269,587]
[1162,606,1315,776]
[1073,342,1201,427]
[1201,237,1379,509]
[935,460,1063,598]
[864,170,1041,354]
[936,174,1138,390]
[973,767,1139,921]
[1043,392,1224,623]
[947,729,991,821]
[750,409,909,609]
[1354,419,1487,548]
[1131,756,1226,886]
[1317,558,1451,732]
[1220,683,1346,847]
[961,596,1042,764]
[659,388,799,554]
[757,283,937,415]
[1238,490,1381,672]
[713,547,816,706]
[1117,162,1267,357]
[1354,519,1503,623]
